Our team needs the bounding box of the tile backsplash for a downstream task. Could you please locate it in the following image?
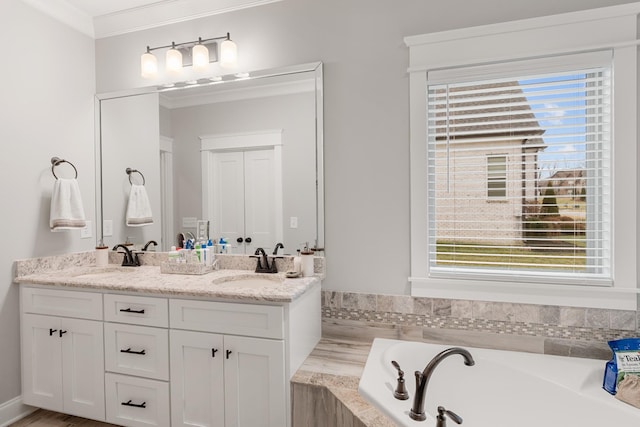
[321,291,639,360]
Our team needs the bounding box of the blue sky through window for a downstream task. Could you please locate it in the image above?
[519,73,588,179]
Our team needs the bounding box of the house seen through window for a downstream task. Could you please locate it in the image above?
[427,67,611,280]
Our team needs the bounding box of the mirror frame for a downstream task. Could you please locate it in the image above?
[94,62,324,251]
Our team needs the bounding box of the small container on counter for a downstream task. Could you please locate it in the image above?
[95,245,109,267]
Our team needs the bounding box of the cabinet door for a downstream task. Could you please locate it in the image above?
[170,330,225,427]
[224,335,286,427]
[21,314,63,411]
[60,317,105,421]
[21,315,105,421]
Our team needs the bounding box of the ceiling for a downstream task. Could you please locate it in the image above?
[21,0,281,39]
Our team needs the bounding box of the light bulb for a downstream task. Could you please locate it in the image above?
[219,38,237,69]
[192,43,210,71]
[140,50,158,79]
[166,46,183,73]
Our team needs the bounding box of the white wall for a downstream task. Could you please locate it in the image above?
[0,0,95,413]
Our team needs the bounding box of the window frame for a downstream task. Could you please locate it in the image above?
[486,155,507,200]
[405,4,639,310]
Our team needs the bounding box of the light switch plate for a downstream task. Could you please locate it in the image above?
[183,217,198,228]
[290,217,298,229]
[103,220,113,237]
[80,221,92,239]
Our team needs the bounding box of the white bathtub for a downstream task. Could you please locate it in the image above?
[358,338,640,426]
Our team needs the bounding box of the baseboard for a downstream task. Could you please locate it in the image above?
[0,396,36,427]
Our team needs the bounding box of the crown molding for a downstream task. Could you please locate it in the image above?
[21,0,94,37]
[159,78,315,109]
[20,0,282,39]
[93,0,282,39]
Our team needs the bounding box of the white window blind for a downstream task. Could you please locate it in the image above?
[427,65,612,283]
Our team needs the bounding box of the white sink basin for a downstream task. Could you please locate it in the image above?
[68,266,137,277]
[211,274,283,289]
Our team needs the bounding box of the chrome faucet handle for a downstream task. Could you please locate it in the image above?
[436,406,462,427]
[391,361,409,400]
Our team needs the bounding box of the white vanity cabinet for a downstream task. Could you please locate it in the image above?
[169,300,287,427]
[19,279,321,427]
[20,287,105,421]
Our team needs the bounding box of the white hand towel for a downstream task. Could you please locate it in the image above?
[126,184,153,227]
[50,178,87,231]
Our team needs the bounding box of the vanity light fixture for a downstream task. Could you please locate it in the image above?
[140,33,237,79]
[165,42,183,73]
[192,38,210,71]
[140,47,158,79]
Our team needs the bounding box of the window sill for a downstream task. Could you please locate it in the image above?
[410,276,638,310]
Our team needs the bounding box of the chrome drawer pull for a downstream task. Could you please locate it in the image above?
[119,308,145,314]
[120,348,146,355]
[121,400,146,408]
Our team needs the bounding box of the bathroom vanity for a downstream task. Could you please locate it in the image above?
[15,260,321,427]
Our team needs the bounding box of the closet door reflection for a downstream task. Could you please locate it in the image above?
[203,135,282,254]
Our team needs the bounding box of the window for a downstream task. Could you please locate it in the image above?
[427,67,611,281]
[487,156,507,199]
[406,5,638,309]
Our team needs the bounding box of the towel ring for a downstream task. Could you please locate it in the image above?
[126,168,146,185]
[51,157,78,179]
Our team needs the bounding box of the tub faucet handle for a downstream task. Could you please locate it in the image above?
[436,406,462,427]
[391,360,409,400]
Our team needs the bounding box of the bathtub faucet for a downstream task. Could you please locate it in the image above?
[409,347,475,422]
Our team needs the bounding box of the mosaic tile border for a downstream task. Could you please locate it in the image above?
[321,291,639,345]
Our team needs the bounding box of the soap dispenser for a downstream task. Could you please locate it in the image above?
[300,242,314,277]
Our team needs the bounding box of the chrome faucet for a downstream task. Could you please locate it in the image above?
[113,244,140,267]
[409,347,475,421]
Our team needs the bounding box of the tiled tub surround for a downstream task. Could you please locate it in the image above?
[322,291,639,359]
[292,339,394,427]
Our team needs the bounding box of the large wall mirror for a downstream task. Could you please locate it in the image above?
[96,62,324,255]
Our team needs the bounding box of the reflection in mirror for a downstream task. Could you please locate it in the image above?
[96,62,324,255]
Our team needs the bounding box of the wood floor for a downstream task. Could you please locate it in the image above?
[9,409,118,427]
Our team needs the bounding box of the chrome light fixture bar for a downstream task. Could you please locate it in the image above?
[141,33,237,79]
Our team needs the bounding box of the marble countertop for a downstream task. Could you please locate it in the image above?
[14,264,320,303]
[293,338,395,427]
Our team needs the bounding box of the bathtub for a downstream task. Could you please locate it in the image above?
[358,338,640,426]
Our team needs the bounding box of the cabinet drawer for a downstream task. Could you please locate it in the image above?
[21,287,102,320]
[170,299,284,339]
[105,323,169,381]
[105,373,169,427]
[104,294,168,327]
